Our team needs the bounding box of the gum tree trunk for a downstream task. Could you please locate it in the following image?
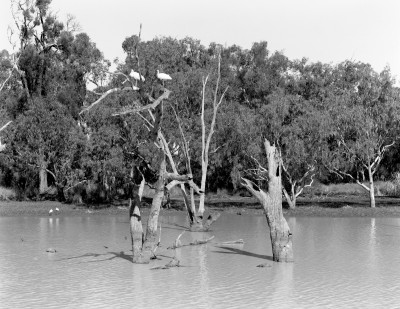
[39,152,49,194]
[130,196,145,263]
[141,158,166,261]
[242,139,294,263]
[368,164,376,208]
[130,155,166,264]
[282,187,296,209]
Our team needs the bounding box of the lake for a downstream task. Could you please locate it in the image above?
[1,212,400,308]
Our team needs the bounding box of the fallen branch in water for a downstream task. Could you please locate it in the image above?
[217,239,244,245]
[168,235,215,249]
[173,230,185,248]
[151,257,181,270]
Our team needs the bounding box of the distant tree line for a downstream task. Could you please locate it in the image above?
[0,0,399,209]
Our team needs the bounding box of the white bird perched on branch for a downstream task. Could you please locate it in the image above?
[156,70,172,81]
[129,70,145,82]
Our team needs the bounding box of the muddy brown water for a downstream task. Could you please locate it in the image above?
[1,213,400,308]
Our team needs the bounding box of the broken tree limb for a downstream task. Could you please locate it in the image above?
[173,231,185,248]
[112,88,171,116]
[0,121,12,132]
[165,177,203,195]
[218,239,244,245]
[79,87,130,115]
[168,235,215,249]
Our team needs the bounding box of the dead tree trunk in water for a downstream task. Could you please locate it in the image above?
[140,156,167,261]
[168,52,227,231]
[242,139,293,263]
[129,195,144,263]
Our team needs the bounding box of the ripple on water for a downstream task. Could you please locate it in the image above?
[1,215,400,308]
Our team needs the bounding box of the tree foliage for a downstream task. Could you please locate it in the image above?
[1,1,400,205]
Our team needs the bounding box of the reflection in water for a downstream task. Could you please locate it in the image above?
[1,214,400,308]
[198,245,210,308]
[270,263,295,308]
[370,217,376,245]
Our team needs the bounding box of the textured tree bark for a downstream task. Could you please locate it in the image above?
[129,151,166,264]
[368,165,376,208]
[242,139,294,263]
[129,197,145,263]
[282,187,296,209]
[39,153,49,194]
[140,157,166,262]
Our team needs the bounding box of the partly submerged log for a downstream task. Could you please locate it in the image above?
[151,257,181,270]
[242,139,293,263]
[168,235,215,249]
[218,239,244,245]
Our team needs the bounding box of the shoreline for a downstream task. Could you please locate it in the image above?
[1,195,400,217]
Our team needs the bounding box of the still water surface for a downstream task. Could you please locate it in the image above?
[1,213,400,308]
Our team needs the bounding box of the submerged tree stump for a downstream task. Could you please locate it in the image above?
[242,139,294,263]
[189,212,221,232]
[129,196,145,263]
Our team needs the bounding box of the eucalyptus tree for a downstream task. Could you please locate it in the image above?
[3,97,80,198]
[255,90,322,208]
[80,30,206,262]
[5,0,105,195]
[322,62,400,208]
[120,35,230,231]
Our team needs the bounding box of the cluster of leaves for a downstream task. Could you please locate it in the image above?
[1,0,399,204]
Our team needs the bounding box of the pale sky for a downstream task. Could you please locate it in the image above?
[1,0,399,84]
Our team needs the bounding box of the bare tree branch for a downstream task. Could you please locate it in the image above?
[0,121,13,132]
[112,88,171,116]
[79,88,125,115]
[0,54,20,93]
[327,166,370,192]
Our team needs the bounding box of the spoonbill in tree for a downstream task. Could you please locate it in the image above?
[156,70,172,81]
[129,70,145,82]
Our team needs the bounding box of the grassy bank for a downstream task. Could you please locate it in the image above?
[1,194,400,218]
[1,181,400,217]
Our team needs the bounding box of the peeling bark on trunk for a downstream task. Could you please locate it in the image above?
[242,139,294,263]
[129,150,166,264]
[141,157,166,261]
[129,197,145,263]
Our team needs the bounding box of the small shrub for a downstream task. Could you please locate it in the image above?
[0,186,16,200]
[376,172,400,197]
